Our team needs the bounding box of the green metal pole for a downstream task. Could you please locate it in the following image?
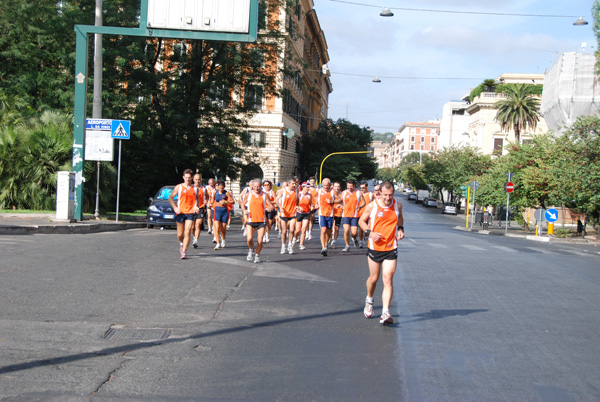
[73,26,89,221]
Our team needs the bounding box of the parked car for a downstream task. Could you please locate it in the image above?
[403,187,413,193]
[424,197,438,208]
[147,186,177,229]
[441,203,457,215]
[407,192,417,201]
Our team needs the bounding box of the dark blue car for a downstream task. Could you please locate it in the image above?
[146,186,177,229]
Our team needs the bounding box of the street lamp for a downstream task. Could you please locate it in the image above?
[573,17,588,26]
[372,77,382,83]
[380,8,394,17]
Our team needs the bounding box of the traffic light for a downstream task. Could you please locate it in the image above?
[460,185,468,197]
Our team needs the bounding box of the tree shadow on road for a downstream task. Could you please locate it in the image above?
[0,307,363,375]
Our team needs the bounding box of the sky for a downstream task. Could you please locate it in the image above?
[311,0,597,133]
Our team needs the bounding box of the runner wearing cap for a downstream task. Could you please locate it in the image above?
[295,182,313,250]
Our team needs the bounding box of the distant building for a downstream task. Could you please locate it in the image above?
[541,52,600,135]
[438,100,469,149]
[380,121,440,168]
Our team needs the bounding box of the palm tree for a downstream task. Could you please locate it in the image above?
[495,83,541,144]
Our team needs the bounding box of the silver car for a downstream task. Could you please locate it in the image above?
[441,203,457,215]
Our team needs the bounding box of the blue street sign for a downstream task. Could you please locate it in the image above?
[545,208,558,223]
[86,118,112,130]
[111,120,131,139]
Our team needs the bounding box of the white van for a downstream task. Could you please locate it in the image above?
[416,190,430,204]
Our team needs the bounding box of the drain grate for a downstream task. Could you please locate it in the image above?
[103,327,171,341]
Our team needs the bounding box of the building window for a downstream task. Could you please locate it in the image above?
[431,144,435,151]
[420,144,424,150]
[244,85,263,110]
[249,131,266,148]
[411,136,415,142]
[421,136,425,142]
[282,133,288,150]
[410,145,414,150]
[493,138,504,156]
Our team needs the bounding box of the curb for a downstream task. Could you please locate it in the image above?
[455,226,598,244]
[0,222,147,235]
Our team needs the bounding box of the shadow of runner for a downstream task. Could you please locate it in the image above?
[400,309,489,325]
[0,308,363,375]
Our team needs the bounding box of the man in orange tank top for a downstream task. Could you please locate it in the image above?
[294,182,313,250]
[358,181,373,248]
[341,179,366,252]
[205,178,217,238]
[242,179,275,263]
[317,178,342,257]
[192,173,208,249]
[168,169,200,259]
[275,179,298,255]
[358,181,405,325]
[330,181,343,249]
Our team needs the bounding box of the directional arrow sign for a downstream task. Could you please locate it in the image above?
[545,208,558,223]
[505,182,514,193]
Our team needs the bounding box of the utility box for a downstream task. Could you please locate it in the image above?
[147,0,251,33]
[56,171,75,221]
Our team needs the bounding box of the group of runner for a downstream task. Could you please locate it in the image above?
[167,170,404,325]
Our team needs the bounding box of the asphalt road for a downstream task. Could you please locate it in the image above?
[0,194,599,401]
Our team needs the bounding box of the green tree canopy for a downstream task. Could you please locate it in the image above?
[300,119,376,183]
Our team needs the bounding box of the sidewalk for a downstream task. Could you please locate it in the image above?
[453,215,598,244]
[0,213,146,235]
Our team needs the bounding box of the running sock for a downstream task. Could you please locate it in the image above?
[366,296,374,304]
[382,308,390,315]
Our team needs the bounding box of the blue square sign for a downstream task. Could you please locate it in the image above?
[111,120,131,139]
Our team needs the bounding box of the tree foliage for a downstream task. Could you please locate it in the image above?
[495,83,541,143]
[300,119,376,183]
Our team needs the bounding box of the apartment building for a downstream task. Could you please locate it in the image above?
[463,73,549,156]
[238,0,332,191]
[379,121,440,168]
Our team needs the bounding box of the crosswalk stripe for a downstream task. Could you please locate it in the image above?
[525,247,553,254]
[462,245,486,251]
[426,243,449,249]
[491,246,518,253]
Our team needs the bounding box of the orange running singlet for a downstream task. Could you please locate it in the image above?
[362,191,373,204]
[342,189,361,218]
[318,189,334,217]
[297,193,312,214]
[367,198,400,251]
[205,185,216,208]
[333,195,343,218]
[245,191,268,223]
[280,188,297,218]
[176,184,198,214]
[195,186,206,208]
[309,188,318,209]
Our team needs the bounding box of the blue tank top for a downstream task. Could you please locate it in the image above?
[215,191,227,209]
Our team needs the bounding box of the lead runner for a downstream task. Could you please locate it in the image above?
[358,181,405,325]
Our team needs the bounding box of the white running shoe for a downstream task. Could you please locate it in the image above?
[299,244,306,250]
[265,233,270,243]
[359,240,364,248]
[288,243,294,254]
[380,311,393,325]
[247,249,255,261]
[353,238,359,248]
[192,240,198,249]
[242,228,246,236]
[330,240,337,249]
[364,302,374,318]
[280,244,286,254]
[214,244,220,250]
[226,224,230,229]
[220,240,226,248]
[307,232,312,240]
[342,245,350,252]
[208,229,213,235]
[212,237,217,243]
[253,254,260,264]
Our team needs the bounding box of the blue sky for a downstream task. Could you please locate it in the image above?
[312,0,596,133]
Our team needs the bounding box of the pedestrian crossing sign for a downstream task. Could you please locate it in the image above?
[111,120,131,139]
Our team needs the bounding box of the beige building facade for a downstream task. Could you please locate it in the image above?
[233,0,332,193]
[463,73,549,156]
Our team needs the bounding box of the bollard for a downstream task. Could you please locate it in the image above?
[548,223,554,235]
